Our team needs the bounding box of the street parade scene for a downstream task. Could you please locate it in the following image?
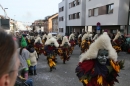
[0,0,130,86]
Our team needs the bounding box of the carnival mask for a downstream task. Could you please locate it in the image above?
[51,43,54,46]
[97,49,108,65]
[64,42,68,46]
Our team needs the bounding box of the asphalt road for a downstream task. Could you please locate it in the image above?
[30,46,130,86]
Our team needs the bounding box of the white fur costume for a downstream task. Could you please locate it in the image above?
[42,34,47,40]
[78,34,82,38]
[34,35,43,44]
[79,32,117,62]
[60,36,70,47]
[113,30,121,41]
[93,34,99,41]
[82,32,92,41]
[45,37,59,48]
[57,34,62,40]
[69,33,75,41]
[47,33,53,40]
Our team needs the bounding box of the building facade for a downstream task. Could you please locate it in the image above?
[58,0,86,36]
[86,0,130,35]
[58,0,130,35]
[52,16,58,33]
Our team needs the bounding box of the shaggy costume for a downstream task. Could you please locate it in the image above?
[57,34,63,45]
[112,30,122,52]
[44,37,59,72]
[69,33,76,54]
[58,36,71,64]
[78,34,82,47]
[75,32,124,86]
[42,34,47,45]
[34,35,44,56]
[81,32,91,54]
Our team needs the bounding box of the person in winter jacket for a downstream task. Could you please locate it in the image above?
[28,45,38,75]
[18,36,30,80]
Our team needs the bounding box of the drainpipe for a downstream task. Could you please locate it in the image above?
[127,0,130,35]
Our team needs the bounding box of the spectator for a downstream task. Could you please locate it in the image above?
[18,36,30,80]
[0,29,20,86]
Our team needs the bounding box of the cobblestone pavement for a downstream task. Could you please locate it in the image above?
[30,46,130,86]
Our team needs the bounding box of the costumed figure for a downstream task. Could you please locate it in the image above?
[44,37,59,72]
[69,33,76,54]
[57,34,63,46]
[75,32,124,86]
[112,30,122,53]
[58,36,71,64]
[42,33,47,46]
[34,34,44,58]
[78,34,82,47]
[81,32,91,54]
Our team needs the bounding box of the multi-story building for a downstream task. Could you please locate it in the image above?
[59,0,86,36]
[52,15,58,33]
[86,0,130,35]
[48,13,58,33]
[59,0,130,35]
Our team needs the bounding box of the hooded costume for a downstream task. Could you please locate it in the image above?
[75,32,124,86]
[81,32,91,54]
[69,33,76,54]
[44,37,59,72]
[34,34,44,56]
[57,34,63,45]
[58,36,71,64]
[112,30,122,52]
[42,34,47,45]
[78,34,82,47]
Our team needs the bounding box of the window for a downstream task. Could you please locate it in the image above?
[76,0,80,5]
[59,7,64,12]
[59,28,64,32]
[59,17,64,21]
[94,8,98,16]
[88,9,92,17]
[73,14,75,19]
[107,4,114,14]
[77,12,80,19]
[69,3,71,8]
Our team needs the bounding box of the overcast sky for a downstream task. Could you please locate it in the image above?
[0,0,61,25]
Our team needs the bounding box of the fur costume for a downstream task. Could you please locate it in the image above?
[80,32,117,62]
[42,34,47,40]
[69,33,75,41]
[93,34,98,41]
[113,30,121,41]
[45,37,59,48]
[47,33,52,40]
[60,36,70,47]
[34,35,43,44]
[44,37,59,72]
[76,32,124,86]
[58,36,71,64]
[82,32,92,41]
[78,34,82,38]
[57,34,62,40]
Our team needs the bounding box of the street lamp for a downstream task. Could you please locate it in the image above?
[127,1,130,35]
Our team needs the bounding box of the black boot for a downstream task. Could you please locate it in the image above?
[34,70,37,75]
[50,67,52,72]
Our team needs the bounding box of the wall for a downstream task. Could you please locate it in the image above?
[86,0,120,26]
[118,0,129,25]
[58,0,67,35]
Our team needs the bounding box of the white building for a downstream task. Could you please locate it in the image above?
[58,0,86,36]
[58,0,130,35]
[86,0,130,34]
